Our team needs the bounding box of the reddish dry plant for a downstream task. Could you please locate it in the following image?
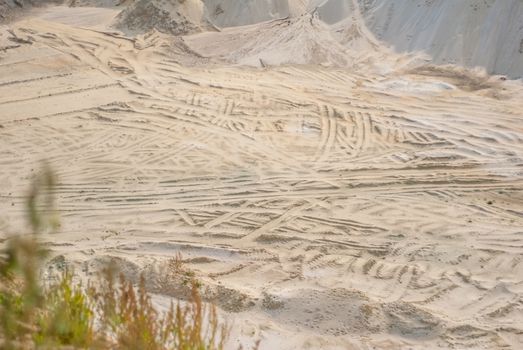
[91,262,228,350]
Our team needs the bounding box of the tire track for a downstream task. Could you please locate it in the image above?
[1,13,523,349]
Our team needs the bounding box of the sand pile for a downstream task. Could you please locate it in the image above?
[226,14,352,67]
[185,14,356,67]
[115,0,213,35]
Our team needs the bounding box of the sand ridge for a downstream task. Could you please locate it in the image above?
[1,2,523,349]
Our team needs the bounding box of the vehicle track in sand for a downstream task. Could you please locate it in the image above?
[1,10,523,349]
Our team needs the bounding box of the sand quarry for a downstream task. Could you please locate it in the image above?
[1,0,523,348]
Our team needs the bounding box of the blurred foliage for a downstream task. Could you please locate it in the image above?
[0,167,230,349]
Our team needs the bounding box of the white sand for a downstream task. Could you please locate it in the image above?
[1,1,523,349]
[205,0,523,78]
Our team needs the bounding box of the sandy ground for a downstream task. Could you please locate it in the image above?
[1,3,523,349]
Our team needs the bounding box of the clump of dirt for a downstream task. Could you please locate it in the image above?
[407,64,500,92]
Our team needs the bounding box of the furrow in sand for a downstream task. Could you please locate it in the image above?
[0,87,133,122]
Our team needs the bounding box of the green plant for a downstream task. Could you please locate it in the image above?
[34,271,95,348]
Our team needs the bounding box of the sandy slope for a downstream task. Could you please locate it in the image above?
[1,3,523,350]
[115,0,213,35]
[355,0,523,79]
[204,0,523,78]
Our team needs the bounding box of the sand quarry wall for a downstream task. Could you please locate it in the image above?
[354,0,523,79]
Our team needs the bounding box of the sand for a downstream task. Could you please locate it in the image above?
[204,0,523,78]
[1,1,523,349]
[115,0,213,36]
[356,0,523,79]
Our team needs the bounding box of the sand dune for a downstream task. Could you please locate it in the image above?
[1,2,523,349]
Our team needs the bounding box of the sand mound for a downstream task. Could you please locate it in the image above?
[186,14,352,67]
[115,0,213,35]
[234,15,349,67]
